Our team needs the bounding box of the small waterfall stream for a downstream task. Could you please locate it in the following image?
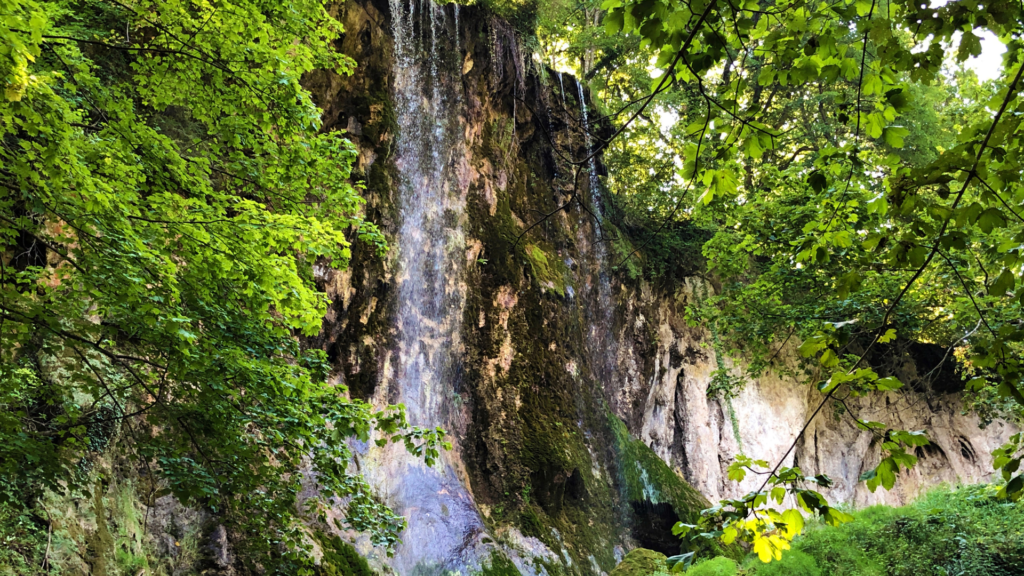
[575,81,618,389]
[361,1,485,573]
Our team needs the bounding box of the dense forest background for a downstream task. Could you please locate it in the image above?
[2,0,1024,574]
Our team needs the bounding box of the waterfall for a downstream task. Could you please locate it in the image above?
[576,81,603,225]
[575,80,617,388]
[388,0,465,429]
[360,1,485,573]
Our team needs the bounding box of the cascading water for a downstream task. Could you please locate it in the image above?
[575,80,618,387]
[358,1,487,573]
[355,7,621,573]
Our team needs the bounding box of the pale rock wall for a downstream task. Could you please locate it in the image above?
[612,279,1015,508]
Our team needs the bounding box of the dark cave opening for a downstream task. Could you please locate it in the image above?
[630,500,683,556]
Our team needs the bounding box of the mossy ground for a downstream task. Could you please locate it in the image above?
[608,549,668,576]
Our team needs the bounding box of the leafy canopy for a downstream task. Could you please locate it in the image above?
[0,0,445,571]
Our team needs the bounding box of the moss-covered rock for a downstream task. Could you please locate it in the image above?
[608,548,668,576]
[524,243,570,297]
[477,551,521,576]
[316,532,376,576]
[608,414,708,520]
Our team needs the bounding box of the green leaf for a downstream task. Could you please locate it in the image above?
[771,486,786,503]
[819,348,840,368]
[808,172,828,193]
[667,552,695,573]
[977,207,1007,233]
[874,376,903,391]
[958,31,983,62]
[883,126,910,148]
[991,269,1016,296]
[604,10,625,34]
[879,458,897,490]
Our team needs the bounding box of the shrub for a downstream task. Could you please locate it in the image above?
[686,556,739,576]
[746,549,820,576]
[744,485,1024,576]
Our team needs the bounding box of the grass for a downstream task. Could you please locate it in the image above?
[745,483,1024,576]
[609,484,1024,576]
[686,557,741,576]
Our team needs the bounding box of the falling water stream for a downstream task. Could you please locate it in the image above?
[576,80,618,388]
[358,5,620,573]
[359,1,486,573]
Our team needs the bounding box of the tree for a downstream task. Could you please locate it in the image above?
[0,0,444,571]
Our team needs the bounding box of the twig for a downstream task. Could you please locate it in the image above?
[42,508,52,571]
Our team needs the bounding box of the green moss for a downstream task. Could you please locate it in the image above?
[518,506,544,539]
[366,161,393,200]
[316,532,375,576]
[607,415,745,563]
[354,89,399,148]
[608,548,668,576]
[607,414,707,521]
[524,243,569,297]
[603,195,711,285]
[477,551,521,576]
[85,482,114,576]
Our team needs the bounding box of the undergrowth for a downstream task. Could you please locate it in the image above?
[610,484,1024,576]
[745,484,1024,576]
[757,481,1019,573]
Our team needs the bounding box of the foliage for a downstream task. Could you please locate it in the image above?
[0,0,446,572]
[745,484,1024,576]
[743,549,820,576]
[0,504,49,575]
[684,556,738,576]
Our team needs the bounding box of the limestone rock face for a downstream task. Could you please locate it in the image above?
[611,280,1015,507]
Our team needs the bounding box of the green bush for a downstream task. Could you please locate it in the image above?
[745,549,820,576]
[686,556,739,576]
[744,484,1024,576]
